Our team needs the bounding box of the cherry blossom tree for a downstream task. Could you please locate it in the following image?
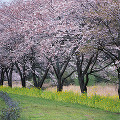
[80,0,120,97]
[0,0,95,90]
[0,0,114,93]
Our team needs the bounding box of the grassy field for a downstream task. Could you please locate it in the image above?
[0,86,120,120]
[0,86,119,112]
[9,93,120,120]
[0,97,6,116]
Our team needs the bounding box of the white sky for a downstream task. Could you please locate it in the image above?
[1,0,13,3]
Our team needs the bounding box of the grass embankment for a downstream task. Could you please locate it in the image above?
[0,86,120,113]
[0,97,6,116]
[10,93,120,120]
[0,92,20,119]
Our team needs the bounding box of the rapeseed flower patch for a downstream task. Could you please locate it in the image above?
[0,86,120,113]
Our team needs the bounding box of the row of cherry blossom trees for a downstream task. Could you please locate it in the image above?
[0,0,119,97]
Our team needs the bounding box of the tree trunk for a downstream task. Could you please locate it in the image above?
[15,62,26,88]
[118,50,120,99]
[9,68,13,87]
[15,62,23,86]
[6,69,12,87]
[32,63,37,87]
[38,67,50,88]
[118,67,120,99]
[0,68,5,86]
[76,55,87,94]
[7,64,14,87]
[21,77,25,87]
[56,70,63,92]
[57,78,63,92]
[78,74,87,93]
[84,73,89,93]
[31,47,38,87]
[33,72,37,87]
[22,64,26,88]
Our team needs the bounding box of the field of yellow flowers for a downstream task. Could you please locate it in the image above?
[0,86,119,113]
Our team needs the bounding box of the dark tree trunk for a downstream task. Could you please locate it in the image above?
[0,68,5,86]
[57,77,63,92]
[22,77,26,87]
[32,63,37,87]
[30,47,38,87]
[33,72,37,87]
[84,73,89,93]
[5,68,9,86]
[9,66,13,87]
[118,67,120,99]
[15,62,23,87]
[118,50,120,99]
[22,64,26,88]
[6,70,12,87]
[50,47,78,92]
[76,55,87,93]
[78,74,87,93]
[15,62,26,88]
[57,85,63,92]
[6,64,14,87]
[38,67,50,88]
[76,53,95,94]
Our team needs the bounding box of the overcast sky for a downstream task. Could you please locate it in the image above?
[1,0,13,3]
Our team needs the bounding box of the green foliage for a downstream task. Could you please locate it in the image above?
[44,79,51,83]
[94,75,109,83]
[74,75,96,86]
[74,78,79,86]
[74,73,117,87]
[86,75,96,86]
[63,72,75,86]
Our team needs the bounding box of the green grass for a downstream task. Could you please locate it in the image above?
[0,86,120,113]
[0,97,6,116]
[9,93,120,120]
[0,86,120,119]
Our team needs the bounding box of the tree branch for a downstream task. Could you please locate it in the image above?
[83,54,94,75]
[91,61,113,73]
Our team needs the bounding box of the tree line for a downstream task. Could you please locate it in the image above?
[0,0,120,98]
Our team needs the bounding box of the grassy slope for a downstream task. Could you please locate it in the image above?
[9,93,120,120]
[0,97,7,116]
